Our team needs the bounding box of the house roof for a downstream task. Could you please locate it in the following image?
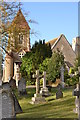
[46,37,58,47]
[11,9,30,30]
[5,51,22,63]
[46,34,72,50]
[46,34,63,49]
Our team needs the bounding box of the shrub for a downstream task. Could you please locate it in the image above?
[65,75,79,86]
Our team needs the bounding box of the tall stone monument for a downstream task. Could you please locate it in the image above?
[40,71,50,97]
[60,66,65,88]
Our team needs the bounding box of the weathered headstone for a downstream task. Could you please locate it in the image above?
[1,82,22,118]
[31,70,45,104]
[18,77,27,95]
[73,83,80,119]
[40,71,50,97]
[60,66,65,88]
[56,85,63,99]
[73,66,80,120]
[2,89,15,118]
[9,77,16,89]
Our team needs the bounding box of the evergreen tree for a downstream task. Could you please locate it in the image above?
[20,39,52,80]
[47,49,64,82]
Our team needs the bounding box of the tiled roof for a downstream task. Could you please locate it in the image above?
[6,51,22,62]
[11,9,30,30]
[46,38,58,47]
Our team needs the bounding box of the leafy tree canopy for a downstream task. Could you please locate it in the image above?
[20,39,52,79]
[47,49,65,82]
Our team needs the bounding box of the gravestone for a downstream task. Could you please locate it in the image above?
[2,82,11,91]
[56,85,63,99]
[2,82,22,118]
[2,89,15,118]
[18,77,27,95]
[9,77,16,89]
[73,67,80,120]
[31,70,45,104]
[40,71,50,97]
[60,66,65,88]
[73,83,80,119]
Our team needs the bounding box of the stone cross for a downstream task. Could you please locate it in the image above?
[60,66,64,88]
[43,71,46,88]
[33,70,40,95]
[31,70,46,104]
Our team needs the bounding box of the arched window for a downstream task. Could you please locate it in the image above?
[19,33,23,44]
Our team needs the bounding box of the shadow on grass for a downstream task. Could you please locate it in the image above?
[21,95,75,113]
[13,88,36,100]
[2,118,78,120]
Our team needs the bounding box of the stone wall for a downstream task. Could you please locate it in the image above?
[52,35,76,66]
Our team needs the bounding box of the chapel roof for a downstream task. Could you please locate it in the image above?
[46,34,72,49]
[11,9,30,30]
[46,37,58,47]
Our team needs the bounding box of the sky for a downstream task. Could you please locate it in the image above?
[21,2,78,47]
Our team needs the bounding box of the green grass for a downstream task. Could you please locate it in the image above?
[15,87,78,119]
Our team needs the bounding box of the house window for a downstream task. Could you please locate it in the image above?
[19,53,24,58]
[19,33,23,44]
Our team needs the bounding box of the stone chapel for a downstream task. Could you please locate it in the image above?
[46,34,80,70]
[3,9,80,84]
[3,9,31,85]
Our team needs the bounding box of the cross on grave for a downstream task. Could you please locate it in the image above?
[32,70,42,95]
[31,70,46,104]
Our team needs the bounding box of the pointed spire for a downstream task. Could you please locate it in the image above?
[11,8,30,30]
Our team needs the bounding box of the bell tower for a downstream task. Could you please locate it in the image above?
[7,9,30,54]
[3,9,30,83]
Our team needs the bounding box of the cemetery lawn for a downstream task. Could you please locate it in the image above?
[15,87,78,119]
